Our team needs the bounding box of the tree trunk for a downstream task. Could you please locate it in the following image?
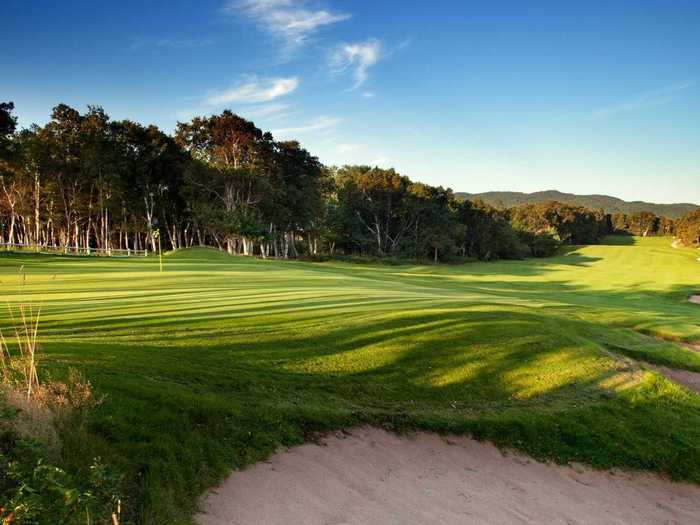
[34,172,41,246]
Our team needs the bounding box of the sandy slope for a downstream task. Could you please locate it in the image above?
[652,364,700,394]
[197,427,700,525]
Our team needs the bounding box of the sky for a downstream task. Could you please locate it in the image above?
[3,0,700,204]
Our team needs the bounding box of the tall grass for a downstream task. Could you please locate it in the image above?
[0,269,121,525]
[0,270,104,416]
[0,303,41,401]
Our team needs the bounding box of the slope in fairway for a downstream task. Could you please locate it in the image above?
[0,236,699,524]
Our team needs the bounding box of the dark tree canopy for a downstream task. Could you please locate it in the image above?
[0,102,680,262]
[0,102,18,162]
[509,201,604,245]
[0,102,17,139]
[675,209,700,247]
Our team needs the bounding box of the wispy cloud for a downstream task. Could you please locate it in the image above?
[244,103,290,117]
[370,155,391,168]
[225,0,350,54]
[175,108,203,121]
[272,115,341,137]
[328,39,382,89]
[203,76,299,106]
[592,82,694,119]
[129,37,214,51]
[174,102,292,123]
[336,143,360,153]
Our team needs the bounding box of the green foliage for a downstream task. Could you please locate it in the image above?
[675,209,700,247]
[516,229,561,257]
[0,102,17,146]
[0,440,119,524]
[0,102,18,180]
[625,211,659,236]
[330,166,460,261]
[2,103,603,264]
[509,201,606,245]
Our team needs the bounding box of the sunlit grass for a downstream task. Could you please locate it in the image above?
[0,236,699,524]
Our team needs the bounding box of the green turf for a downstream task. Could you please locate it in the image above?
[1,236,699,524]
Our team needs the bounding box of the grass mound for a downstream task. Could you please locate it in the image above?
[1,236,699,524]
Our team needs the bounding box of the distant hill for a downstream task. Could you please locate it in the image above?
[455,190,699,219]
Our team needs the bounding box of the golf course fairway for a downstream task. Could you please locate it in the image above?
[1,236,699,524]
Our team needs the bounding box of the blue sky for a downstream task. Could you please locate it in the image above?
[3,0,699,204]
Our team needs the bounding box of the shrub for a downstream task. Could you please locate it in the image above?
[517,230,561,258]
[675,209,700,247]
[0,439,120,525]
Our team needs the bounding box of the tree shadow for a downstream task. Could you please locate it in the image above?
[46,304,700,498]
[2,247,606,280]
[14,275,700,522]
[600,235,636,245]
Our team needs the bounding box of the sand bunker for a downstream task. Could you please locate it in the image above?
[679,341,700,353]
[197,426,700,525]
[651,364,700,394]
[690,295,700,305]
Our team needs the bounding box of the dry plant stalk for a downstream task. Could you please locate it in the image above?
[0,277,56,452]
[1,266,40,399]
[1,269,103,450]
[1,302,41,399]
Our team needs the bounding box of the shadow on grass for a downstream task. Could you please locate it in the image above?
[601,235,637,246]
[43,305,700,523]
[1,247,604,279]
[2,247,700,523]
[16,273,697,347]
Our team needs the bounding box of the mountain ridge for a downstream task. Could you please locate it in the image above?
[455,190,698,219]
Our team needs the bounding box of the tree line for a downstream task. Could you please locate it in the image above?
[0,102,695,262]
[610,211,675,237]
[608,209,700,246]
[674,209,700,247]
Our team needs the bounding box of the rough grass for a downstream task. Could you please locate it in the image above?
[0,236,699,524]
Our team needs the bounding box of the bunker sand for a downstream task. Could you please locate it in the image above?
[197,427,700,525]
[652,364,700,394]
